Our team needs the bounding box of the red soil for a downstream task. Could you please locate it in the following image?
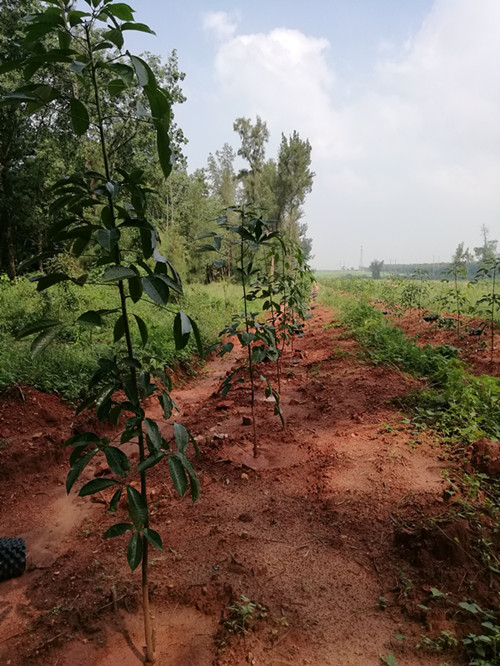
[0,304,497,665]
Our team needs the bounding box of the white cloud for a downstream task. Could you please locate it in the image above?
[202,11,238,42]
[203,1,500,268]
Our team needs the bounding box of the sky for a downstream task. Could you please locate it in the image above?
[123,0,500,269]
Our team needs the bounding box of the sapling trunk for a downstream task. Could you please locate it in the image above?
[88,29,155,660]
[491,267,496,364]
[239,225,258,457]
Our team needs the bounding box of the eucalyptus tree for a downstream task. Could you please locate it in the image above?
[2,3,201,662]
[233,115,270,203]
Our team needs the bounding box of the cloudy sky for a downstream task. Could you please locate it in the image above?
[125,0,500,269]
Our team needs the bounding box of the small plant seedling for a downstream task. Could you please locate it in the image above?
[377,596,388,610]
[225,595,267,634]
[379,654,397,666]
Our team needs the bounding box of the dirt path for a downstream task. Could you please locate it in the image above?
[1,305,466,665]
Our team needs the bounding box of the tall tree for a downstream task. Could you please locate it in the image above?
[273,130,314,258]
[233,115,269,202]
[474,224,498,265]
[206,143,236,206]
[0,0,74,277]
[369,259,384,279]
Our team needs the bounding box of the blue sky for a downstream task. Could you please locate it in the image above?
[124,1,500,269]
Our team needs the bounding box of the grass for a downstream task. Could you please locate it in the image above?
[318,285,500,442]
[0,277,245,399]
[318,275,500,325]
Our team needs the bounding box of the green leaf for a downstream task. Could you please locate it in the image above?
[158,391,173,419]
[173,310,192,350]
[126,485,148,529]
[36,273,70,291]
[68,10,91,26]
[107,487,123,513]
[156,126,173,178]
[142,528,163,551]
[128,276,143,303]
[145,418,162,452]
[66,449,98,494]
[108,62,134,84]
[133,314,148,346]
[69,98,89,135]
[106,3,135,20]
[97,228,120,252]
[121,22,155,34]
[127,531,143,570]
[76,310,103,327]
[17,318,60,339]
[142,275,169,305]
[113,314,126,342]
[104,522,133,538]
[129,54,155,87]
[31,325,62,357]
[104,446,130,476]
[102,265,136,282]
[174,451,200,502]
[66,431,101,447]
[79,478,118,496]
[168,456,188,497]
[137,451,166,473]
[103,28,124,49]
[173,422,189,453]
[189,316,204,356]
[108,78,128,98]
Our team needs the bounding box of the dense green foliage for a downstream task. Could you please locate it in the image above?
[0,277,244,397]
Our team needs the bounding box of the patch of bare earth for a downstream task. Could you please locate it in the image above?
[1,305,493,665]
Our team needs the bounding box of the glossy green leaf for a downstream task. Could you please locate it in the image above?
[128,276,143,303]
[66,449,98,494]
[158,391,173,419]
[133,314,148,346]
[156,126,173,179]
[107,487,123,514]
[76,310,103,327]
[189,316,204,356]
[127,531,143,570]
[31,325,62,357]
[129,54,155,87]
[104,522,133,538]
[78,478,118,496]
[137,451,166,473]
[126,485,147,529]
[102,265,136,282]
[173,422,189,453]
[108,62,134,84]
[17,318,60,339]
[104,446,130,476]
[174,451,200,502]
[121,22,155,34]
[106,3,135,20]
[97,228,120,252]
[142,528,163,551]
[36,272,70,291]
[103,28,124,49]
[113,314,126,342]
[145,418,162,452]
[69,98,89,135]
[142,275,169,305]
[168,456,187,497]
[173,310,191,350]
